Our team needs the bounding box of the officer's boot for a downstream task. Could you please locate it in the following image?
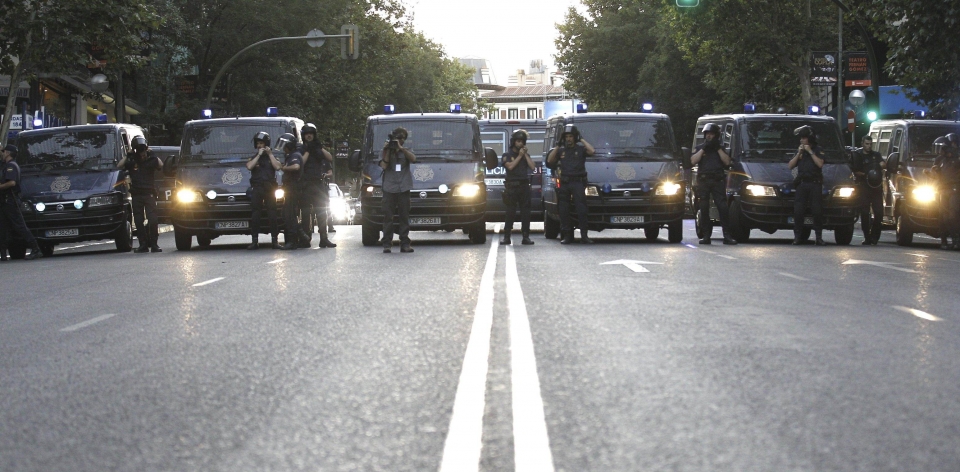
[580,229,594,244]
[815,231,826,246]
[560,230,575,245]
[500,232,512,245]
[318,229,336,248]
[282,232,298,250]
[722,233,738,245]
[135,236,150,253]
[521,231,534,245]
[298,229,312,248]
[24,243,42,260]
[792,230,803,245]
[271,236,282,249]
[0,248,8,261]
[247,236,259,250]
[953,233,960,250]
[941,236,950,250]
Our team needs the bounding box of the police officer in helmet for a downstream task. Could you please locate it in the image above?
[276,133,303,250]
[501,129,536,245]
[245,131,282,249]
[691,123,736,245]
[851,135,885,245]
[0,144,42,260]
[788,125,826,245]
[546,125,596,244]
[931,134,960,249]
[299,123,336,248]
[117,136,163,253]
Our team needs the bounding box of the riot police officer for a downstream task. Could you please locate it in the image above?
[691,123,736,245]
[501,129,536,245]
[117,136,163,253]
[0,144,42,260]
[245,131,282,250]
[299,123,336,248]
[788,125,826,245]
[546,125,596,244]
[851,135,885,245]
[932,134,960,249]
[277,133,303,250]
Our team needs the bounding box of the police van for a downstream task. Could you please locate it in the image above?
[13,124,139,257]
[479,119,546,222]
[868,118,960,245]
[690,112,859,244]
[348,106,498,245]
[168,115,303,250]
[541,109,686,242]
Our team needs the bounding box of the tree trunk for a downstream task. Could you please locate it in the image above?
[0,7,36,146]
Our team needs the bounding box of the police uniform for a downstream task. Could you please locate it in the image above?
[556,143,591,243]
[851,147,884,244]
[380,147,413,252]
[794,145,825,244]
[0,148,42,260]
[124,151,162,252]
[694,140,732,243]
[299,142,335,248]
[281,149,303,249]
[248,150,280,248]
[932,150,960,248]
[501,148,533,244]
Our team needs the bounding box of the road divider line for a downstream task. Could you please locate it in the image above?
[717,254,736,260]
[439,234,500,472]
[907,253,929,258]
[893,305,941,322]
[60,314,116,332]
[267,258,287,264]
[505,245,555,472]
[192,277,225,287]
[778,272,809,281]
[699,249,717,254]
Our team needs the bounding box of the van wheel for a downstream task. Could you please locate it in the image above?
[694,209,708,239]
[174,228,193,251]
[196,235,212,247]
[114,218,133,252]
[469,222,487,244]
[668,219,683,243]
[834,223,854,245]
[895,214,913,246]
[9,243,26,260]
[643,225,659,241]
[544,215,560,239]
[39,242,55,257]
[728,201,750,242]
[361,222,380,246]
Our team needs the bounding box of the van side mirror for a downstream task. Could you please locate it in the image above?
[886,152,900,174]
[348,150,362,172]
[163,155,177,177]
[680,147,692,169]
[484,147,498,171]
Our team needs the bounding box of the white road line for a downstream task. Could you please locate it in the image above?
[192,277,225,287]
[893,305,942,322]
[439,234,500,472]
[60,314,117,332]
[717,254,736,260]
[907,253,929,258]
[778,272,809,281]
[699,249,717,254]
[683,243,698,249]
[56,241,114,251]
[505,245,555,472]
[267,258,287,264]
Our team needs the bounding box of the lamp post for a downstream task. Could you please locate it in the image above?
[849,89,866,147]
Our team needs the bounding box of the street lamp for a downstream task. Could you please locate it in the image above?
[848,89,865,107]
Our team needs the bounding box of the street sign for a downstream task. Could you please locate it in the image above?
[847,110,856,132]
[306,29,325,48]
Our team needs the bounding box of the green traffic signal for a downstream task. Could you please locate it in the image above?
[867,111,878,121]
[676,0,700,6]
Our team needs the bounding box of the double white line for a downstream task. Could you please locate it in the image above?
[440,230,554,472]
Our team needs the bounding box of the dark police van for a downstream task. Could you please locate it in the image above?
[868,119,960,245]
[13,124,138,257]
[151,145,179,224]
[541,111,686,242]
[479,119,546,222]
[690,113,858,244]
[348,108,498,245]
[168,116,303,250]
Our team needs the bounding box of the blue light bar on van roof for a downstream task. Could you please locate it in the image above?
[641,103,654,113]
[96,114,108,123]
[266,107,278,117]
[744,103,757,114]
[202,109,213,119]
[807,105,821,115]
[914,110,927,119]
[450,103,462,114]
[384,104,395,115]
[576,103,588,114]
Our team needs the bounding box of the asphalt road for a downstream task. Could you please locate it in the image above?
[2,221,959,471]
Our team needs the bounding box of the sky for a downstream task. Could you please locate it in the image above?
[402,0,586,85]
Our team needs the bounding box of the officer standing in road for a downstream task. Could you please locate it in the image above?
[379,127,417,253]
[245,131,282,250]
[277,133,303,250]
[691,123,736,245]
[788,125,826,245]
[547,125,595,244]
[932,134,960,249]
[0,144,42,260]
[299,124,336,249]
[117,136,163,253]
[501,129,536,246]
[850,135,885,245]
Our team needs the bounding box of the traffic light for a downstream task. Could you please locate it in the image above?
[676,0,700,6]
[341,24,359,60]
[866,110,878,122]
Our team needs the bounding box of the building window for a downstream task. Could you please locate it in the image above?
[519,110,526,119]
[500,109,507,119]
[527,108,540,119]
[507,108,519,119]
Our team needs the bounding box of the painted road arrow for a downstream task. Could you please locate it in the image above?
[600,259,664,273]
[841,259,918,274]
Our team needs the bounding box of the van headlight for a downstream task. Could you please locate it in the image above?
[833,186,856,198]
[585,185,599,196]
[656,182,682,196]
[452,183,481,198]
[365,186,383,197]
[89,194,120,207]
[275,188,285,200]
[745,184,777,197]
[912,185,936,203]
[177,189,203,203]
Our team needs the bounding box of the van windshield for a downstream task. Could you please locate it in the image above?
[743,120,845,163]
[19,130,119,171]
[573,119,676,161]
[371,121,477,160]
[181,124,289,163]
[908,124,960,157]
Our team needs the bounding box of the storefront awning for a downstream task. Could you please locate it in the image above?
[0,77,30,98]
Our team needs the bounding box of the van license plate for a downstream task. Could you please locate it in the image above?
[410,217,441,225]
[787,217,815,225]
[45,229,79,237]
[611,216,644,223]
[484,178,504,186]
[215,221,249,229]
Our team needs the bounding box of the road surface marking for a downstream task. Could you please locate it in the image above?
[683,243,698,249]
[893,306,941,322]
[778,272,809,281]
[717,254,736,260]
[267,258,286,264]
[841,260,918,274]
[600,259,663,273]
[439,229,500,472]
[192,277,225,287]
[60,314,116,332]
[906,253,929,258]
[699,249,717,254]
[56,241,114,251]
[937,258,960,263]
[506,245,555,472]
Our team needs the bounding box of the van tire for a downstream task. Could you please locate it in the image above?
[39,242,55,257]
[196,235,212,247]
[694,208,708,239]
[174,228,192,251]
[469,222,486,244]
[544,215,560,239]
[114,217,133,252]
[834,223,854,245]
[644,225,659,241]
[361,222,380,246]
[895,214,913,246]
[729,200,750,242]
[668,220,683,243]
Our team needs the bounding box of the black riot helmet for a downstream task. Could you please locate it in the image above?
[301,123,318,139]
[560,124,580,144]
[701,123,721,136]
[934,135,952,155]
[511,129,529,147]
[130,136,148,153]
[277,132,297,152]
[253,131,271,148]
[946,132,960,148]
[794,125,817,145]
